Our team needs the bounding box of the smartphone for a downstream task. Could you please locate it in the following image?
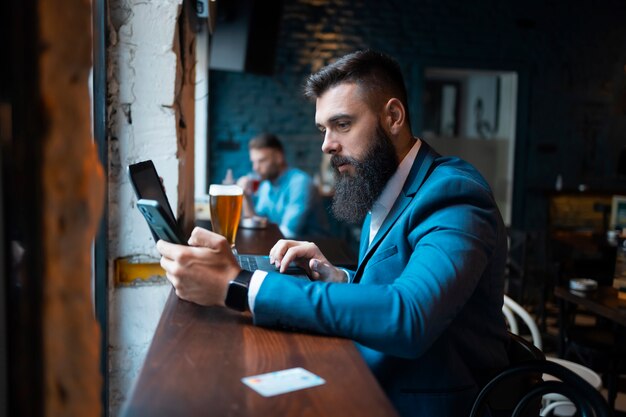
[136,199,185,244]
[128,160,179,242]
[128,160,177,224]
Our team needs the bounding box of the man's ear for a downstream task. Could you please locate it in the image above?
[384,98,405,135]
[275,150,286,166]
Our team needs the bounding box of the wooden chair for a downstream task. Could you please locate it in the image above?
[471,359,611,417]
[503,295,605,416]
[483,332,545,417]
[503,294,544,350]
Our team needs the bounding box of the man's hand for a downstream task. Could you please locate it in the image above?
[269,240,347,283]
[236,176,256,218]
[236,176,249,193]
[156,227,241,306]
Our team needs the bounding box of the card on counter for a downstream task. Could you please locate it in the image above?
[242,367,326,397]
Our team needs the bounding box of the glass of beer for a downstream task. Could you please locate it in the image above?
[209,184,243,252]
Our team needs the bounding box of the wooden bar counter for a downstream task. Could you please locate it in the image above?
[122,223,398,417]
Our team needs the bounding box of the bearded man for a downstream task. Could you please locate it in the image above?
[157,50,509,417]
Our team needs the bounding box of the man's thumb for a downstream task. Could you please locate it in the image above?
[187,227,219,247]
[311,259,333,280]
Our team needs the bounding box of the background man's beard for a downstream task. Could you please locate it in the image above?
[262,163,281,181]
[330,125,398,224]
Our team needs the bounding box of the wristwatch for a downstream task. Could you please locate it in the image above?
[225,269,254,311]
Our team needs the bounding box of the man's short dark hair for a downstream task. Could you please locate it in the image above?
[304,50,410,121]
[249,133,284,153]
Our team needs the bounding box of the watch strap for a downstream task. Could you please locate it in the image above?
[225,269,254,311]
[234,268,254,286]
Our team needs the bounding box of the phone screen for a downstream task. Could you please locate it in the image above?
[128,160,177,224]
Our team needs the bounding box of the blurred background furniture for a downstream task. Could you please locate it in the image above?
[548,192,617,286]
[505,228,555,334]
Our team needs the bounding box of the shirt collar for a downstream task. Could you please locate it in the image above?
[369,138,422,244]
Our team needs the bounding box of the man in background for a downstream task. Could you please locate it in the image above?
[238,133,327,238]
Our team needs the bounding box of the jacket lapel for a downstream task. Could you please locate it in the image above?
[359,214,371,263]
[352,141,439,283]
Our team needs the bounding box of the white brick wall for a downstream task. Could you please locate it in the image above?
[106,1,188,416]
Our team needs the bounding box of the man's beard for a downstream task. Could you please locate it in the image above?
[330,124,399,224]
[262,162,281,182]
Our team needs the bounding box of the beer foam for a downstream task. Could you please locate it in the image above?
[209,184,243,196]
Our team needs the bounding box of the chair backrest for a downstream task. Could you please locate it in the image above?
[471,359,611,417]
[507,331,545,363]
[484,332,545,417]
[503,294,543,350]
[500,306,605,415]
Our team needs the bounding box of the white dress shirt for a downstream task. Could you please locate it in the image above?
[368,138,421,245]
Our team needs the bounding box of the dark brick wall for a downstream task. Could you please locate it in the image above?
[209,0,626,229]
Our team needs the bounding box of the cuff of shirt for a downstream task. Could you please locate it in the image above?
[248,269,268,313]
[338,268,351,283]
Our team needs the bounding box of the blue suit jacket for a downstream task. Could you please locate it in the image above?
[254,141,509,416]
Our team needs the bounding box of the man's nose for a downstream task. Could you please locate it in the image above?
[321,133,340,155]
